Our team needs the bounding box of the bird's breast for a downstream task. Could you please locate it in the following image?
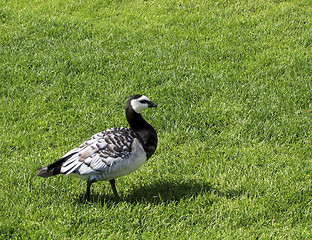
[93,138,147,181]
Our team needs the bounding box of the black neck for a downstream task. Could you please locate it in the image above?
[125,107,157,159]
[126,108,153,131]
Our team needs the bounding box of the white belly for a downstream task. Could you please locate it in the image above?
[94,138,147,181]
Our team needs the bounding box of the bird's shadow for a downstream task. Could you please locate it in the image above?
[78,179,213,205]
[127,180,213,204]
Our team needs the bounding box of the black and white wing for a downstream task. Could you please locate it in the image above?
[59,128,141,179]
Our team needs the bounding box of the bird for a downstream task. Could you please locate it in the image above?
[36,94,157,200]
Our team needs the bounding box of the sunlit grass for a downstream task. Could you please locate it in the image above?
[1,0,312,238]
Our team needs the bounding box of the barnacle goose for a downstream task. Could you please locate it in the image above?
[36,94,157,199]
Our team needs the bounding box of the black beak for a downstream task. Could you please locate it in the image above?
[148,101,157,108]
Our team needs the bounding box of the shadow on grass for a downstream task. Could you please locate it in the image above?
[127,180,213,203]
[78,179,213,205]
[75,179,247,206]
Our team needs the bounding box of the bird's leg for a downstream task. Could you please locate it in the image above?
[84,179,96,200]
[109,179,119,198]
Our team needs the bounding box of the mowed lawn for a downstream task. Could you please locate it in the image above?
[1,0,312,238]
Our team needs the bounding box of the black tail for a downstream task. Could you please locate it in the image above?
[36,152,77,178]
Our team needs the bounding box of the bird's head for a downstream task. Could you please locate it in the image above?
[128,94,157,114]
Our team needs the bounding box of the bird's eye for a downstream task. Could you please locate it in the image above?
[139,100,149,104]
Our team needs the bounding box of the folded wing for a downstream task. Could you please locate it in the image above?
[59,128,136,177]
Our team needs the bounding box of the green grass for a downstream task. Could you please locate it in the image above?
[1,0,312,238]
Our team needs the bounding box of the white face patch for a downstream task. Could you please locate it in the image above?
[131,95,150,114]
